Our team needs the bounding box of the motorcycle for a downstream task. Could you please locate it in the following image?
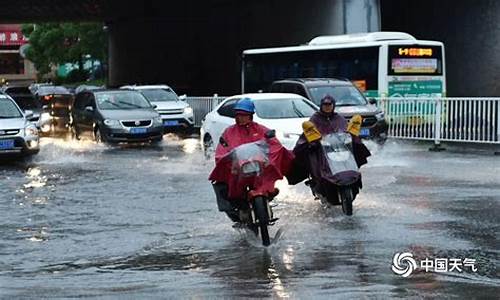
[209,133,293,246]
[305,132,361,215]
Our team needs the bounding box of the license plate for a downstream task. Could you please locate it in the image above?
[130,128,147,134]
[0,139,15,150]
[164,120,179,126]
[360,128,370,137]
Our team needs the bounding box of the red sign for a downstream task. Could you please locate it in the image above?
[0,24,28,46]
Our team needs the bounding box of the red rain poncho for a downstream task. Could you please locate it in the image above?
[209,122,294,200]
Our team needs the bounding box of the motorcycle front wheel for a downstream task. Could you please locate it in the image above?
[253,196,271,246]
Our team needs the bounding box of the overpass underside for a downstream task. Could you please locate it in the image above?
[1,0,499,96]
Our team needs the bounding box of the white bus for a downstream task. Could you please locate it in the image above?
[242,32,446,98]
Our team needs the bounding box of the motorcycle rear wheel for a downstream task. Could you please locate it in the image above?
[253,196,271,246]
[340,187,353,216]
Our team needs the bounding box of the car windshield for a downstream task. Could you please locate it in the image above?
[139,88,179,102]
[96,91,152,110]
[254,98,316,119]
[0,97,23,118]
[13,97,41,110]
[37,86,71,95]
[309,85,367,106]
[5,87,31,94]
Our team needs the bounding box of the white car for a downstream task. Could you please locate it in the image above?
[200,93,319,154]
[120,85,194,133]
[0,94,40,158]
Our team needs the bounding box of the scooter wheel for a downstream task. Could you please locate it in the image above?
[341,188,353,216]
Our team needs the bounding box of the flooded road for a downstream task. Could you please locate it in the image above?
[1,136,499,298]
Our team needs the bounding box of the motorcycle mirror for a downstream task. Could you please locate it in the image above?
[265,130,276,139]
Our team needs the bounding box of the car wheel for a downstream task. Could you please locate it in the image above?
[94,127,103,143]
[71,125,80,141]
[203,134,214,159]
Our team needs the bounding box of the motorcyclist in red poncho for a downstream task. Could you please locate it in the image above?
[208,98,294,245]
[209,97,294,200]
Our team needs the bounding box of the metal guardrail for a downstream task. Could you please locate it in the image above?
[186,95,500,145]
[185,96,226,127]
[377,97,500,145]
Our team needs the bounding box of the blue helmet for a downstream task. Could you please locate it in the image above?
[234,97,255,114]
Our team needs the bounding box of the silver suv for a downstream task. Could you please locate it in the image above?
[120,85,195,133]
[0,94,40,158]
[270,78,388,143]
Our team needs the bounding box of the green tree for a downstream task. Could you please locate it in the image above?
[21,23,107,80]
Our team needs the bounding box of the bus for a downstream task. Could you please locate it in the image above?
[242,32,446,99]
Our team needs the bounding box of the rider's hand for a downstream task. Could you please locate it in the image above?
[265,130,276,139]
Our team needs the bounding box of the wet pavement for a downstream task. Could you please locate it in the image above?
[0,136,499,299]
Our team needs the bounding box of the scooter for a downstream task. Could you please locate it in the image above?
[210,132,293,246]
[306,132,361,215]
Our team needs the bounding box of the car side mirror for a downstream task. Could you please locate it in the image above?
[179,94,187,101]
[152,104,158,109]
[85,106,94,112]
[24,110,33,119]
[265,129,276,139]
[368,98,377,105]
[42,105,48,110]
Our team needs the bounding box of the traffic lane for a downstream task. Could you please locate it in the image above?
[0,137,498,298]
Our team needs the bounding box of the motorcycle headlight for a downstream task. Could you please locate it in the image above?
[25,124,38,136]
[103,119,120,127]
[375,111,385,121]
[183,107,193,115]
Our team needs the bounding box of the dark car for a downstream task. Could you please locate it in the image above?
[71,89,164,144]
[2,86,41,127]
[270,78,388,142]
[35,85,74,135]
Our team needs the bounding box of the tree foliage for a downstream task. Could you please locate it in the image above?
[21,23,107,77]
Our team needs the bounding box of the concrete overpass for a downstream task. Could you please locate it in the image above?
[0,0,499,96]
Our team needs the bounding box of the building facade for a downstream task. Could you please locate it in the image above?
[0,24,36,86]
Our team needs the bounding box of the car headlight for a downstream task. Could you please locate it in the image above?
[153,116,163,125]
[375,111,385,121]
[103,119,121,127]
[40,112,51,122]
[283,132,300,139]
[183,107,193,114]
[275,130,285,140]
[25,124,38,137]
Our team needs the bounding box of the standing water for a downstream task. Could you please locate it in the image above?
[1,137,499,298]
